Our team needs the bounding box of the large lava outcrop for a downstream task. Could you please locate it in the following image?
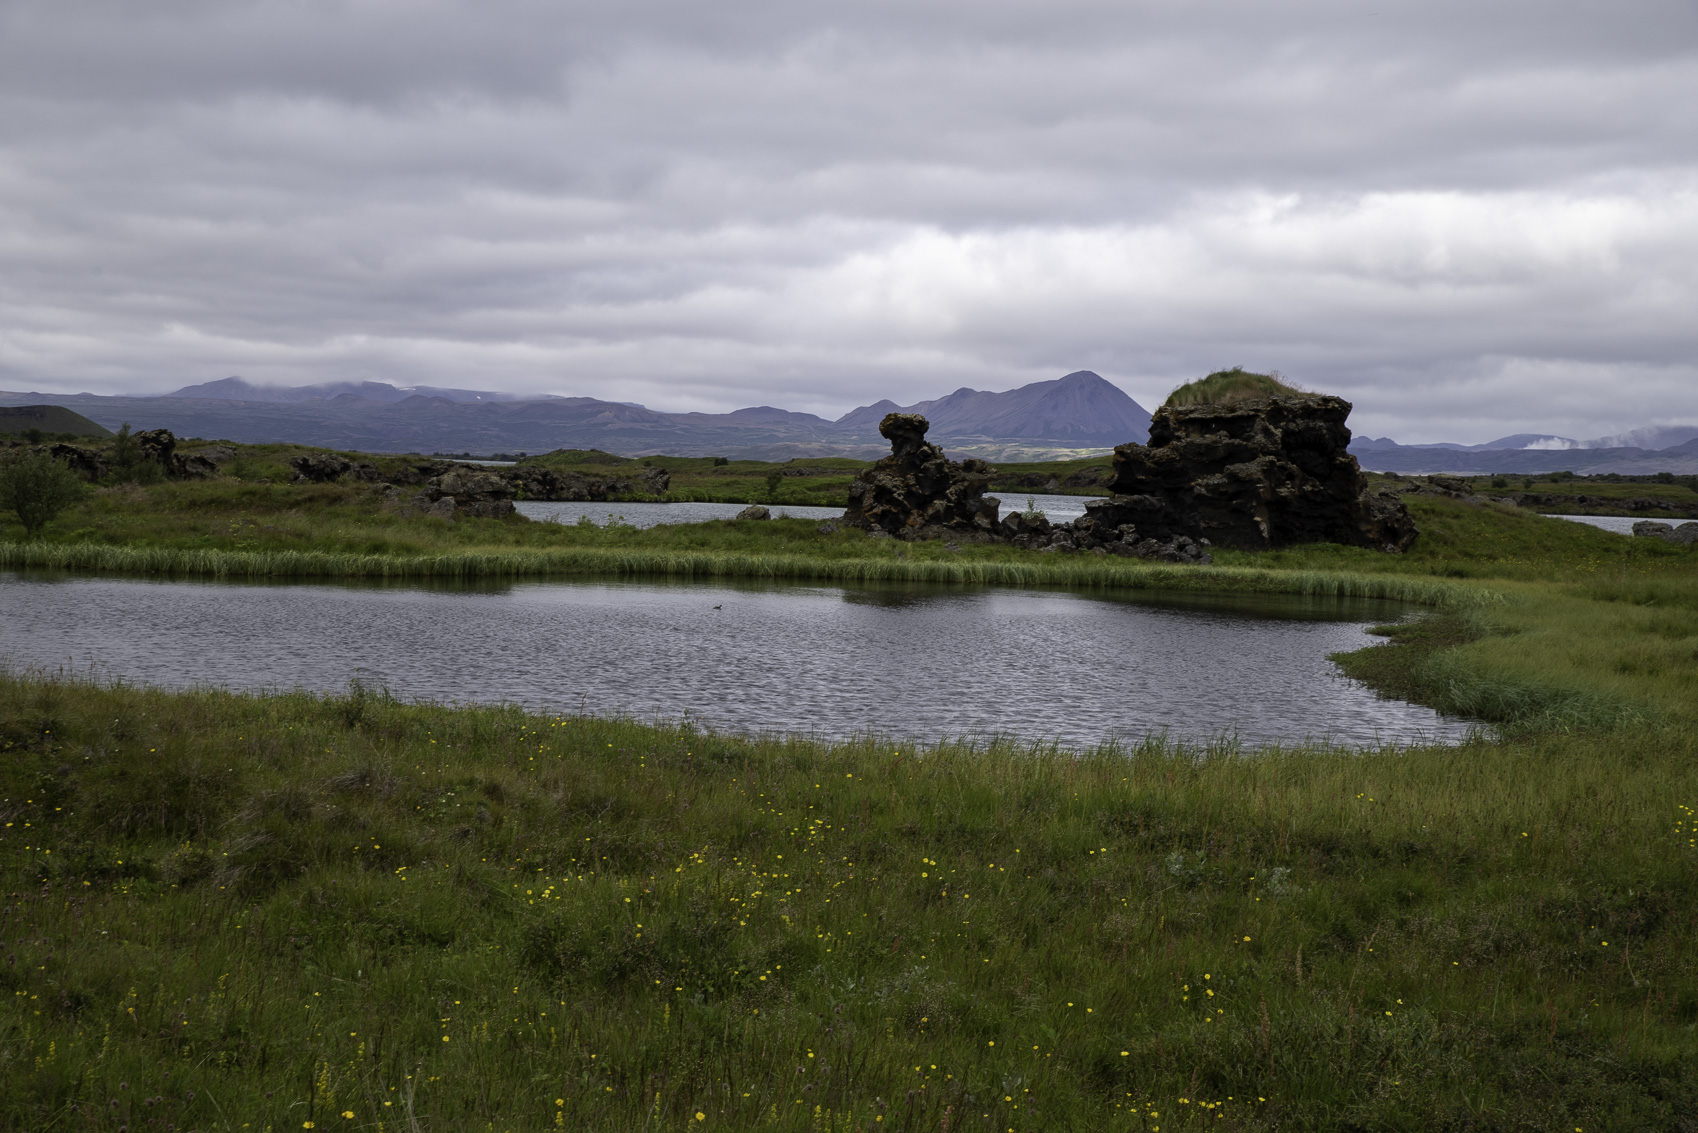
[1074,394,1417,553]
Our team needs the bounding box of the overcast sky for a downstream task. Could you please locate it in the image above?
[2,0,1695,442]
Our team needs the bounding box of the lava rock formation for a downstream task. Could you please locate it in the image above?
[1075,395,1417,553]
[506,463,670,502]
[135,429,217,479]
[1633,520,1698,545]
[842,413,1000,539]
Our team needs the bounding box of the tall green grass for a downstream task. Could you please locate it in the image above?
[1334,610,1661,734]
[2,676,1694,1131]
[0,537,1480,605]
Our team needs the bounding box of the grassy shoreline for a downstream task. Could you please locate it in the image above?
[5,482,1697,734]
[0,536,1484,604]
[11,482,1697,734]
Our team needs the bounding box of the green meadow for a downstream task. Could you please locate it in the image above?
[2,455,1697,1130]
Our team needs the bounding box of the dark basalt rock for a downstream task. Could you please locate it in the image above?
[290,453,352,482]
[504,464,668,502]
[998,509,1053,544]
[135,428,178,468]
[842,413,1000,539]
[1634,520,1698,545]
[303,453,674,512]
[382,459,454,486]
[1109,532,1213,563]
[1078,395,1417,553]
[380,463,518,519]
[47,443,108,481]
[291,452,381,483]
[136,429,218,479]
[1516,492,1697,517]
[423,466,515,519]
[1012,512,1213,563]
[1425,475,1474,496]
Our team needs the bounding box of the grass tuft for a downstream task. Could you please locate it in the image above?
[1162,368,1305,407]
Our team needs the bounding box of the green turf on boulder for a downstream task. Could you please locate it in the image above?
[1163,367,1303,408]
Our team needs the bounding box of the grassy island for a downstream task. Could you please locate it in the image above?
[2,438,1697,1130]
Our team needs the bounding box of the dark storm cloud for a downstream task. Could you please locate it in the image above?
[1,0,1694,440]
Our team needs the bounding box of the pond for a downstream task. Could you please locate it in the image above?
[0,572,1472,749]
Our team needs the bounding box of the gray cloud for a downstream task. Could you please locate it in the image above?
[1,0,1695,441]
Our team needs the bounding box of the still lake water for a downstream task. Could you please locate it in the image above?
[1551,514,1656,535]
[1,572,1472,749]
[521,501,1679,537]
[514,493,1092,529]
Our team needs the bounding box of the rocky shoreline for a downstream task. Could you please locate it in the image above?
[1632,520,1698,545]
[289,450,672,520]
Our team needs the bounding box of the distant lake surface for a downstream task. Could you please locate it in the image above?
[514,492,1095,529]
[515,500,845,527]
[1551,514,1648,535]
[1,572,1471,749]
[520,500,1684,538]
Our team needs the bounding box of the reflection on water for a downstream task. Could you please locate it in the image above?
[0,572,1473,749]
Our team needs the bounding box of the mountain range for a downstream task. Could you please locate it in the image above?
[1350,428,1698,474]
[3,372,1693,472]
[0,371,1152,461]
[168,377,531,405]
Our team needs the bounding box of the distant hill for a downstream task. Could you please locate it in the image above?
[1350,435,1698,475]
[0,404,114,438]
[919,371,1147,444]
[169,377,528,404]
[0,371,1153,460]
[834,371,1151,446]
